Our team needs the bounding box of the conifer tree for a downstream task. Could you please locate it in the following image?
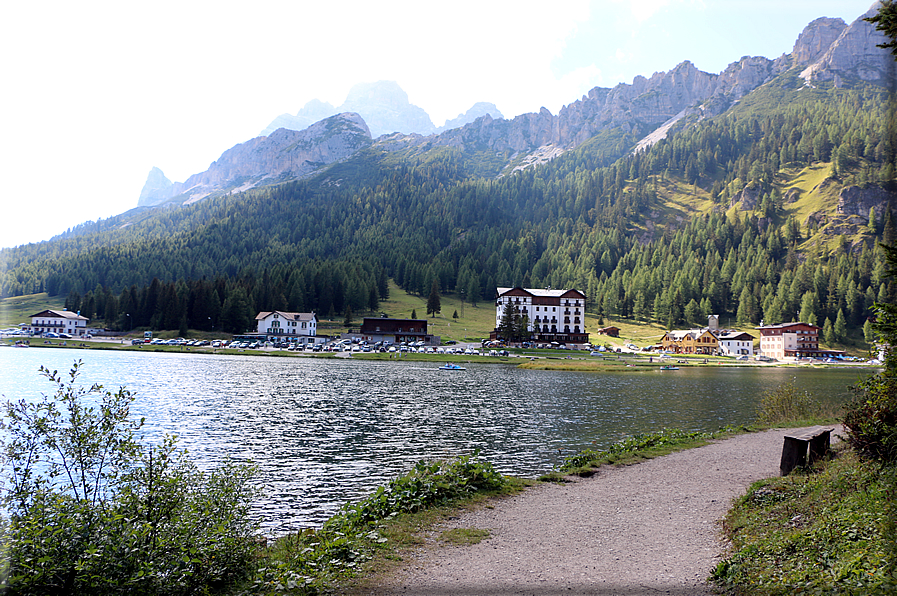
[823,317,835,346]
[834,308,848,343]
[427,279,441,317]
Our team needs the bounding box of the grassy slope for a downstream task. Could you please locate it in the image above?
[0,293,65,328]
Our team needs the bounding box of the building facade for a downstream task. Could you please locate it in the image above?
[27,309,90,337]
[756,322,824,360]
[255,311,317,342]
[717,331,755,356]
[661,329,718,354]
[493,287,589,345]
[353,317,434,344]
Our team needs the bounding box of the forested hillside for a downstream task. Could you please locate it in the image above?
[1,68,894,336]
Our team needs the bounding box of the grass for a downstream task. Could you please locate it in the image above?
[438,528,491,546]
[253,453,530,595]
[0,293,65,328]
[713,449,896,595]
[539,427,746,480]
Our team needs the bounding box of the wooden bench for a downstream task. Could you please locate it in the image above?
[780,427,834,476]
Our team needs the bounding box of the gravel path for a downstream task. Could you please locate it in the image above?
[359,427,835,596]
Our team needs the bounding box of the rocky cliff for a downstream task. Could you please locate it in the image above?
[142,5,895,206]
[138,167,174,207]
[800,4,893,85]
[436,102,504,133]
[260,81,436,138]
[259,99,338,138]
[141,113,371,205]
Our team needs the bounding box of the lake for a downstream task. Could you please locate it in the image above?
[0,347,866,534]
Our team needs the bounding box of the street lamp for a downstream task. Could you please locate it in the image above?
[126,313,131,332]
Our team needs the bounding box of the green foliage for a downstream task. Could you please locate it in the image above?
[426,279,441,317]
[843,242,897,463]
[844,375,897,462]
[0,81,891,341]
[0,361,259,595]
[557,428,715,473]
[255,453,506,593]
[755,381,819,426]
[713,450,896,594]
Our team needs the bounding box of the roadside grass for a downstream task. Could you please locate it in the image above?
[252,454,531,595]
[438,528,491,546]
[713,449,896,595]
[712,378,896,594]
[539,427,750,481]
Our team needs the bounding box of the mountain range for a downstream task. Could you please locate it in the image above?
[137,5,892,210]
[3,3,896,344]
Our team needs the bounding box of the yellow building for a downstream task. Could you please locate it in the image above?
[661,329,718,354]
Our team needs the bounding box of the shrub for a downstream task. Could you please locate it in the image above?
[254,452,507,593]
[843,372,897,463]
[755,380,817,426]
[0,361,259,595]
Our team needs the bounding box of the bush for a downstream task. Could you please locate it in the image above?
[0,361,259,595]
[755,380,818,426]
[254,453,507,593]
[844,372,897,463]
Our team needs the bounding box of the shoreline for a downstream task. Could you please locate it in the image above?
[1,337,879,371]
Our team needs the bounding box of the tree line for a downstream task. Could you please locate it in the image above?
[0,79,893,337]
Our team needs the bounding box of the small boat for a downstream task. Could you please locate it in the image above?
[438,363,466,370]
[658,365,679,371]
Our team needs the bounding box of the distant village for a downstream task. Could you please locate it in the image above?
[16,286,849,362]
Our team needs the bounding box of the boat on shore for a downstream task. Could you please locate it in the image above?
[658,365,679,371]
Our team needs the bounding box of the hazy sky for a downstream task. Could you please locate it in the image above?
[0,0,879,249]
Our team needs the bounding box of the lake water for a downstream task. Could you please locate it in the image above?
[0,347,866,534]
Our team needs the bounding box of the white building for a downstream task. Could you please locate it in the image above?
[493,287,589,345]
[27,309,90,337]
[717,331,755,356]
[255,311,317,342]
[756,322,825,361]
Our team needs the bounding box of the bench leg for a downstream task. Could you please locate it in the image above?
[808,431,831,464]
[780,437,808,476]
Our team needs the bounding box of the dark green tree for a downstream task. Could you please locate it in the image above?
[427,279,441,317]
[343,305,354,327]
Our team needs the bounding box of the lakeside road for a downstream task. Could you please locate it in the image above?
[358,427,838,596]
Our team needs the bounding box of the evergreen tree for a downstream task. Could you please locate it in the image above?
[343,305,354,327]
[411,308,417,319]
[799,291,819,326]
[864,318,875,345]
[834,308,848,343]
[453,309,459,319]
[497,303,519,341]
[823,317,836,346]
[427,280,441,317]
[684,299,700,326]
[220,286,253,333]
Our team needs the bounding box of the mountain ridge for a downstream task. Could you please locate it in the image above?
[139,6,890,209]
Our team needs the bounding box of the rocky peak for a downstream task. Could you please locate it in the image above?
[340,81,435,136]
[800,4,894,85]
[138,167,174,207]
[792,17,848,67]
[259,99,338,137]
[142,113,371,207]
[436,102,504,133]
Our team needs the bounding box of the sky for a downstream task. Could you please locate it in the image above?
[0,0,880,249]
